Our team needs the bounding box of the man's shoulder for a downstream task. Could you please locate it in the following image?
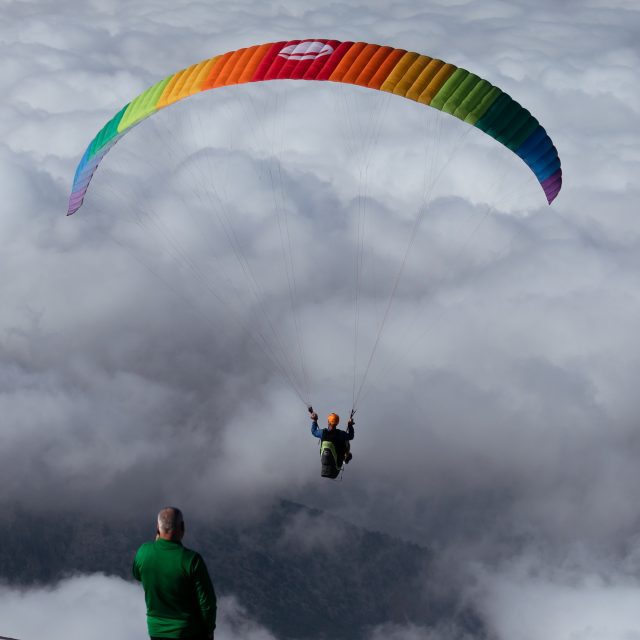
[181,546,209,576]
[175,543,204,566]
[180,544,202,559]
[135,540,156,556]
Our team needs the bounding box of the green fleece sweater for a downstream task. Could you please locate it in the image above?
[132,538,216,638]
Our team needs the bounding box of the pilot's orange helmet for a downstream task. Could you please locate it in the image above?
[327,413,340,428]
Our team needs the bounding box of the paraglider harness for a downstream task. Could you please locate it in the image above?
[309,406,355,480]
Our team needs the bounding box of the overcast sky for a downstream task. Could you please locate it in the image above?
[2,0,640,639]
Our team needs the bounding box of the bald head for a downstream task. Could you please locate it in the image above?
[157,507,184,541]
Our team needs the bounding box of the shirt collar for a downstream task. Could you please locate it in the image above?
[155,537,183,548]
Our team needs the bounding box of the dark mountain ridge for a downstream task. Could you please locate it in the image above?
[0,501,483,639]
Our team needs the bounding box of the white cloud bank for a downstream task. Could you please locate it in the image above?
[4,567,640,640]
[0,575,278,640]
[477,559,640,640]
[2,0,640,638]
[0,575,145,640]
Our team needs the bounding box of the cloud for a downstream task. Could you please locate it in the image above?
[276,507,348,554]
[1,0,640,638]
[475,557,640,640]
[218,595,280,640]
[0,574,278,640]
[0,574,146,640]
[367,621,474,640]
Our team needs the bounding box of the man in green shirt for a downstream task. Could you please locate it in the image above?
[133,507,217,640]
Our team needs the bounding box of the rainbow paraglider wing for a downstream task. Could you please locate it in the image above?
[67,39,562,214]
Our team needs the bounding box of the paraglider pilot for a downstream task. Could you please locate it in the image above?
[309,408,355,479]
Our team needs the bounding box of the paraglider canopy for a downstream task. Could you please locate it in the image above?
[66,38,563,412]
[67,38,562,217]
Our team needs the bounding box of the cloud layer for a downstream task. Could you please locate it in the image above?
[2,0,640,638]
[0,576,279,640]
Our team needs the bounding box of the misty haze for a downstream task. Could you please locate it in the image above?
[1,1,640,640]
